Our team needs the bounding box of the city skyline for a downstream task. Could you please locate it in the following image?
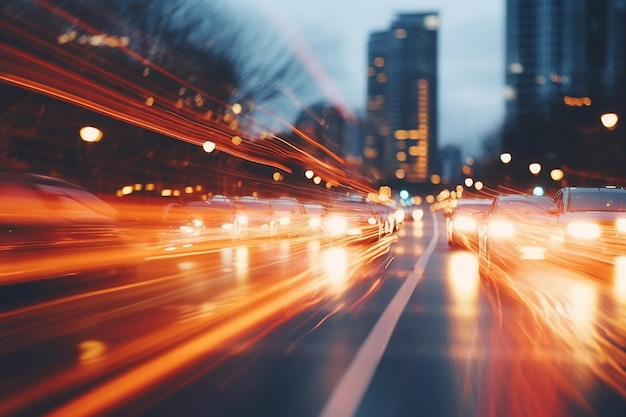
[239,0,505,158]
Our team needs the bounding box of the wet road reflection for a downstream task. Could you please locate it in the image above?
[444,247,626,417]
[0,235,393,416]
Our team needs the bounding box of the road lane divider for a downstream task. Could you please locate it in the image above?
[319,213,439,417]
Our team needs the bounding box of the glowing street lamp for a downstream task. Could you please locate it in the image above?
[500,152,512,164]
[202,141,216,153]
[550,168,564,182]
[529,162,542,175]
[79,126,102,143]
[600,112,619,130]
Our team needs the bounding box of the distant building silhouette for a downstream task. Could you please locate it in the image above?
[439,144,463,186]
[505,0,625,125]
[364,12,440,188]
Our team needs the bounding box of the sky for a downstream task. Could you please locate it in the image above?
[239,0,504,157]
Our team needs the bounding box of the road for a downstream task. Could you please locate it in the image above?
[1,212,625,417]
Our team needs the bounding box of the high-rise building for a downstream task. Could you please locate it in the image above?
[505,0,625,126]
[364,12,439,188]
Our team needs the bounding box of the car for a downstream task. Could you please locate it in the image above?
[372,202,396,237]
[477,194,558,278]
[233,197,278,239]
[153,203,199,250]
[325,197,384,243]
[445,197,492,250]
[549,186,626,266]
[303,202,328,236]
[0,171,145,285]
[268,197,309,237]
[185,196,242,240]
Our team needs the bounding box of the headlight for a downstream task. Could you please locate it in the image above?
[279,216,291,225]
[308,217,322,228]
[368,217,378,225]
[488,220,515,238]
[616,218,626,232]
[453,215,476,232]
[567,221,600,239]
[326,216,347,235]
[237,215,248,225]
[193,218,203,227]
[179,225,195,234]
[394,209,405,223]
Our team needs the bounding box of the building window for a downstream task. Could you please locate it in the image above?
[395,28,407,39]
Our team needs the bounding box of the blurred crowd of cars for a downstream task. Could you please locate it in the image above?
[1,172,412,286]
[6,169,626,286]
[445,186,626,279]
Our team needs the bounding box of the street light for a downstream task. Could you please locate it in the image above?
[550,168,564,182]
[202,141,216,153]
[500,152,512,164]
[529,162,542,175]
[79,126,102,143]
[600,112,619,130]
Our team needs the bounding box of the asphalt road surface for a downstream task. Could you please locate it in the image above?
[1,212,625,417]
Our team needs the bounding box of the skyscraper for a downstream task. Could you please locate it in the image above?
[505,0,625,126]
[365,12,439,188]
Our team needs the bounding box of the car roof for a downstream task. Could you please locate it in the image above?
[456,198,492,205]
[0,171,86,190]
[566,186,626,194]
[497,193,551,201]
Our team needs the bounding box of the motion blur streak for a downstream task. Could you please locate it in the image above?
[0,4,372,192]
[3,242,387,417]
[448,252,480,314]
[446,252,480,413]
[480,262,626,417]
[253,5,357,123]
[0,61,292,174]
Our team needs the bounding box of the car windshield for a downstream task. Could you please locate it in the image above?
[455,203,491,214]
[304,204,324,216]
[496,200,551,217]
[269,202,292,213]
[568,191,626,212]
[236,200,271,213]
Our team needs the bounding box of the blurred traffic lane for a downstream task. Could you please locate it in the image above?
[138,213,624,417]
[0,234,394,416]
[1,213,625,416]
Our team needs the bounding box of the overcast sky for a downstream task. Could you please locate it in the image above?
[238,0,504,157]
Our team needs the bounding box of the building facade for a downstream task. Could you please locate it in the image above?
[505,0,625,125]
[364,12,439,188]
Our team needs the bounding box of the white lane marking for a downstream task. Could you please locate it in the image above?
[319,213,439,417]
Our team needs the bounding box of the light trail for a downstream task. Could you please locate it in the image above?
[479,259,626,417]
[0,234,394,416]
[0,3,374,194]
